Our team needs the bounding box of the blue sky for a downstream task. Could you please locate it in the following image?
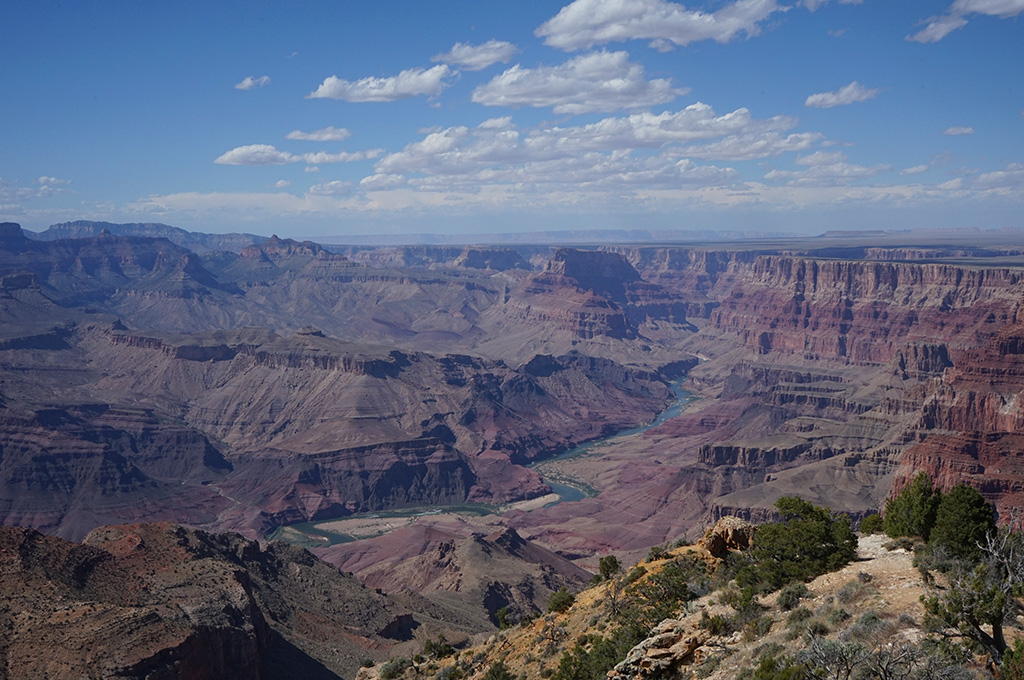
[2,0,1022,238]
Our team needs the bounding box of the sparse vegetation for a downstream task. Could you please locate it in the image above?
[371,492,1024,680]
[548,587,576,614]
[883,471,940,541]
[929,483,996,561]
[858,512,883,535]
[482,660,516,680]
[734,496,857,593]
[777,582,809,611]
[597,555,621,581]
[380,656,412,680]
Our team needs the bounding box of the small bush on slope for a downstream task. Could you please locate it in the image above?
[734,496,857,593]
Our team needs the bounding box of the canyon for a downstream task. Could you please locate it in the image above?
[4,220,1024,675]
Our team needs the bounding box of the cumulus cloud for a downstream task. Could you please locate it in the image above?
[974,162,1024,190]
[308,65,451,101]
[800,0,863,9]
[215,144,296,166]
[471,51,685,115]
[942,126,975,135]
[360,173,409,190]
[536,0,782,51]
[908,0,1024,42]
[274,180,292,188]
[804,81,880,108]
[235,75,271,90]
[523,103,796,154]
[37,176,71,186]
[374,103,780,181]
[309,180,352,196]
[432,40,518,71]
[900,164,929,175]
[301,149,383,164]
[765,151,890,186]
[368,100,832,196]
[214,144,382,166]
[680,131,823,160]
[286,126,352,142]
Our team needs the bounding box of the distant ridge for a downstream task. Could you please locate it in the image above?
[28,220,266,253]
[316,228,798,247]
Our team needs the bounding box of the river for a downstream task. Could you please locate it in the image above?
[269,378,693,548]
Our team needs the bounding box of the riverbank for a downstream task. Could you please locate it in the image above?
[270,378,695,549]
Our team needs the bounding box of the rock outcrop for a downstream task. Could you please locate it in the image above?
[0,522,448,679]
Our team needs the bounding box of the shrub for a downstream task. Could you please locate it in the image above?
[778,582,809,611]
[806,619,829,636]
[699,611,734,636]
[646,544,668,562]
[482,661,516,680]
[827,607,851,626]
[883,471,939,540]
[434,666,463,680]
[737,497,857,593]
[1002,639,1024,680]
[625,565,646,584]
[598,555,621,581]
[743,615,774,641]
[859,513,883,534]
[836,578,871,604]
[787,607,813,627]
[423,634,455,659]
[381,657,411,680]
[548,587,576,614]
[742,653,810,680]
[930,483,996,560]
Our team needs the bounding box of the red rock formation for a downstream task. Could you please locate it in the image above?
[0,522,440,679]
[893,323,1024,518]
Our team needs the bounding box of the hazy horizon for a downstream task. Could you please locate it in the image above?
[3,1,1023,238]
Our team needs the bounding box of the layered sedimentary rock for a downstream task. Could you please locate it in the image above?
[893,323,1024,517]
[6,221,1024,562]
[0,237,675,540]
[320,524,591,630]
[0,522,445,680]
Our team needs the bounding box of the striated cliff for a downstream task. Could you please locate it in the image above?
[0,522,453,679]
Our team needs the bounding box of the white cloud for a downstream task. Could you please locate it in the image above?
[308,65,451,102]
[214,144,382,166]
[360,173,409,190]
[471,51,685,115]
[524,104,797,154]
[804,81,880,108]
[907,13,970,42]
[304,166,320,173]
[973,162,1024,190]
[309,180,352,196]
[908,0,1024,42]
[373,103,816,189]
[942,126,975,135]
[765,151,890,186]
[37,176,71,186]
[286,126,352,142]
[300,149,383,164]
[432,40,518,71]
[535,0,782,51]
[680,131,823,160]
[900,165,929,175]
[800,0,863,9]
[215,144,297,165]
[274,180,292,188]
[235,75,271,90]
